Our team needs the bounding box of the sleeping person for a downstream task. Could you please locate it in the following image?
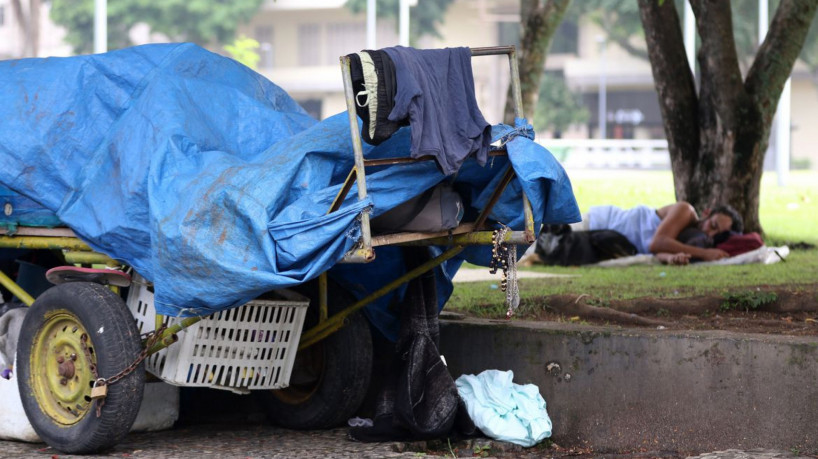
[580,202,743,265]
[526,202,744,266]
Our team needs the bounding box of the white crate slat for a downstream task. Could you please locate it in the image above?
[127,275,308,393]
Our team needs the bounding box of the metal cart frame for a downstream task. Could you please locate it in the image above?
[0,45,533,355]
[0,45,537,454]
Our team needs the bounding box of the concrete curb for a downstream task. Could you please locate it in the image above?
[439,318,818,454]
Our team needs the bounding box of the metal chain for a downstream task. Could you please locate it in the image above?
[505,242,519,318]
[490,225,520,318]
[90,325,167,417]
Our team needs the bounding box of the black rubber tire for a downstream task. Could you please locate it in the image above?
[17,282,145,454]
[259,281,373,429]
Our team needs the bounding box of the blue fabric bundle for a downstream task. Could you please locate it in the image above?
[0,44,580,332]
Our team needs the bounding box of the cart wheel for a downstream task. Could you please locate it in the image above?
[259,281,372,429]
[16,282,145,454]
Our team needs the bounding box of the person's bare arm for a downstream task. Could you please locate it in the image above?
[655,252,691,265]
[649,202,729,261]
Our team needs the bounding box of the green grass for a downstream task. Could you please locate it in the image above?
[568,170,818,245]
[448,170,818,315]
[451,251,818,314]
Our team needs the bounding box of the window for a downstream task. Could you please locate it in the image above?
[255,26,274,69]
[551,20,578,55]
[497,22,520,48]
[298,24,321,66]
[325,22,366,65]
[297,99,322,120]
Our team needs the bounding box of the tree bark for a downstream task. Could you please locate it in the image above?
[746,0,818,127]
[503,0,572,124]
[639,0,818,233]
[690,0,762,227]
[10,0,31,57]
[29,0,40,57]
[637,0,699,203]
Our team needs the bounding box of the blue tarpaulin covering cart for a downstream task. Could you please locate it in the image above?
[0,43,578,453]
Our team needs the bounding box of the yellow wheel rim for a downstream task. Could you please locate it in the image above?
[29,310,97,425]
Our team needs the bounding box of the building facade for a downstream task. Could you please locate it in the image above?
[2,0,816,169]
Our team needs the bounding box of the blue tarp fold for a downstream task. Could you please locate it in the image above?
[0,44,579,338]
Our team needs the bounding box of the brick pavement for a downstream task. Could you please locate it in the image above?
[1,424,811,459]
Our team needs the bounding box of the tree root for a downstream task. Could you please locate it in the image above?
[542,295,670,327]
[533,287,818,326]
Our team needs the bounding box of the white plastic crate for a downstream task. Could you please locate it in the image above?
[126,275,309,394]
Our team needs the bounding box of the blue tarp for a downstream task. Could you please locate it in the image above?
[0,43,579,339]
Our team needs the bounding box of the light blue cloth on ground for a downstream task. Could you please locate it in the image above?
[587,204,661,254]
[455,370,552,447]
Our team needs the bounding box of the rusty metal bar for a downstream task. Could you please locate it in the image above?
[299,245,465,350]
[338,246,376,263]
[335,45,535,262]
[470,45,516,57]
[473,46,532,241]
[0,270,35,306]
[146,316,201,355]
[0,227,75,237]
[328,168,357,214]
[363,149,508,167]
[473,165,517,231]
[318,272,328,323]
[339,55,373,259]
[63,251,119,266]
[364,155,436,167]
[507,47,524,120]
[0,235,92,251]
[155,313,165,333]
[394,230,529,246]
[370,223,475,247]
[522,194,535,243]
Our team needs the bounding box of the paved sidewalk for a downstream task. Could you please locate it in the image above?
[452,267,574,283]
[1,426,811,459]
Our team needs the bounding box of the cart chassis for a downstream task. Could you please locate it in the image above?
[0,46,533,357]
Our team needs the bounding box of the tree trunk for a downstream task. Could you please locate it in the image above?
[690,0,763,229]
[10,0,31,57]
[29,0,40,57]
[637,0,699,204]
[503,0,572,124]
[639,0,817,233]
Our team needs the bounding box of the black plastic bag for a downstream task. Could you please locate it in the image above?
[349,247,474,442]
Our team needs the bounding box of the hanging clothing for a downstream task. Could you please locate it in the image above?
[346,50,407,145]
[382,46,491,176]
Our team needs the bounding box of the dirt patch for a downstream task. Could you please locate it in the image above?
[510,284,818,336]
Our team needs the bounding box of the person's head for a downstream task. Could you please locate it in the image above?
[698,204,743,237]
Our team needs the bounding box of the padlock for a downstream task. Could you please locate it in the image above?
[90,379,108,400]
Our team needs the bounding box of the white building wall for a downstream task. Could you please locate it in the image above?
[243,0,513,121]
[435,1,509,123]
[0,0,21,58]
[0,1,71,59]
[789,77,818,170]
[0,0,815,169]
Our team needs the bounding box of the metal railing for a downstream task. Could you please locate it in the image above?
[539,138,670,170]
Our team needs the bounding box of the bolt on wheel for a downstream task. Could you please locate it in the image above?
[17,281,145,454]
[29,311,98,425]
